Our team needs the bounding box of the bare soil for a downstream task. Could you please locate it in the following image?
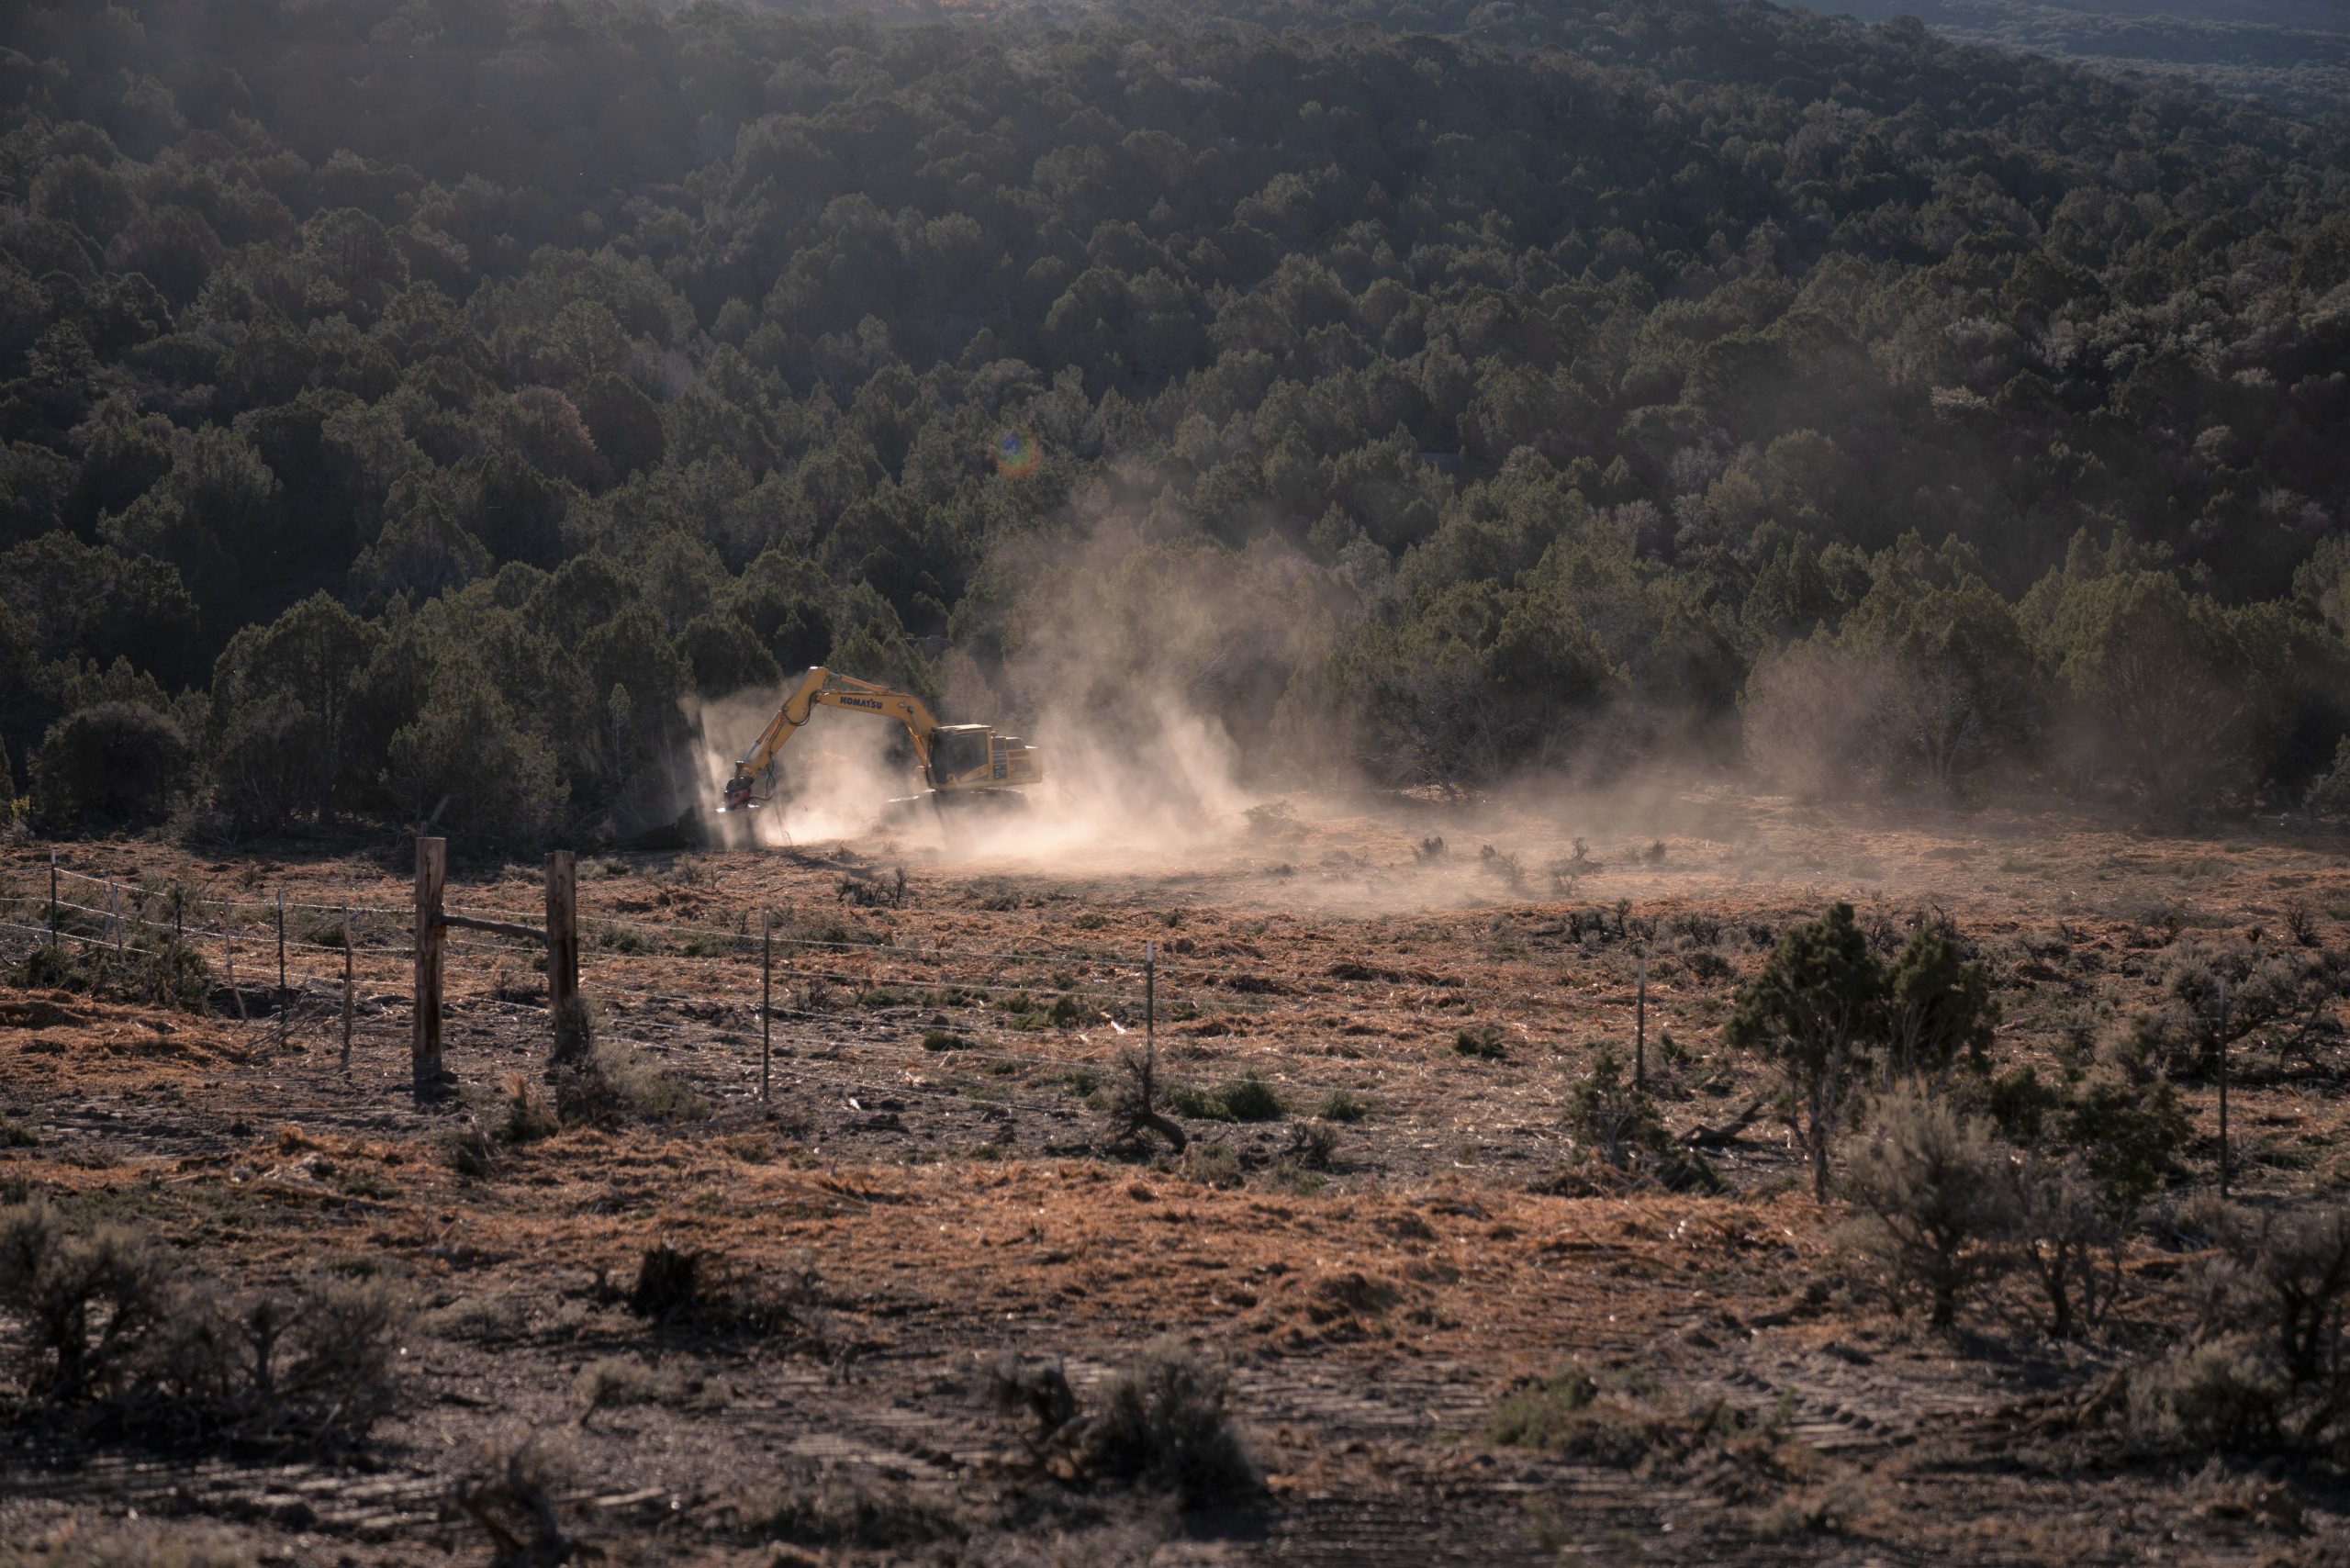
[4,787,2348,1565]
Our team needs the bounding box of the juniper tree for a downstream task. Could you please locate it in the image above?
[1726,902,1885,1201]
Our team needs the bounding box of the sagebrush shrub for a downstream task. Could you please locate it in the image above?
[2006,1152,2114,1339]
[0,1199,175,1403]
[1837,1090,2014,1331]
[0,1199,407,1448]
[554,1036,706,1127]
[2125,1203,2350,1458]
[1071,1338,1257,1506]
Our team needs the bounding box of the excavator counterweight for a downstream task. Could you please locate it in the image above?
[720,666,1042,818]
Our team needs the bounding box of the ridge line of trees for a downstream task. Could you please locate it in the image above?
[3,0,2347,843]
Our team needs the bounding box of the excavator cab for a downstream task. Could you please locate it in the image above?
[928,724,995,789]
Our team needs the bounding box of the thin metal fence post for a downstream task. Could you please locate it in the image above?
[1145,939,1156,1086]
[1634,954,1648,1092]
[275,889,287,1009]
[225,920,244,1022]
[761,908,773,1104]
[49,849,58,951]
[2217,976,2231,1199]
[341,898,355,1072]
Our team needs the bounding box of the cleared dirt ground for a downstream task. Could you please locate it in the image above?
[3,786,2348,1565]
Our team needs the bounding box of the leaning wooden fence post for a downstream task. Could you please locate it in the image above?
[544,850,578,1058]
[760,908,773,1104]
[414,836,446,1094]
[341,898,355,1072]
[1634,954,1648,1092]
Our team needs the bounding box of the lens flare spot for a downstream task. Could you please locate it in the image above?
[992,429,1042,478]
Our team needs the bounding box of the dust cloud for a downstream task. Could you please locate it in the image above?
[678,508,2000,912]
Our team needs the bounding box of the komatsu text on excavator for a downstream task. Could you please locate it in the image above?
[720,666,1044,816]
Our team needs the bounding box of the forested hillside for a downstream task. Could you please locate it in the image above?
[1821,0,2350,116]
[4,0,2350,845]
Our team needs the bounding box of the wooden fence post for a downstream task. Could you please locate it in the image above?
[414,836,446,1094]
[341,898,354,1072]
[544,850,578,1058]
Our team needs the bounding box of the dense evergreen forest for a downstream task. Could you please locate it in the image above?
[4,0,2350,845]
[1822,0,2350,116]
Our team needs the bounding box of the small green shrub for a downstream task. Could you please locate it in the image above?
[1454,1025,1507,1060]
[1315,1091,1369,1123]
[1167,1084,1232,1122]
[1282,1120,1338,1170]
[554,1038,707,1127]
[1487,1368,1775,1473]
[1486,1369,1606,1454]
[441,1123,498,1179]
[1565,1044,1662,1169]
[497,1075,559,1145]
[1071,1338,1258,1506]
[5,936,211,1013]
[1183,1143,1244,1189]
[1216,1073,1286,1122]
[576,1354,686,1427]
[0,1518,258,1567]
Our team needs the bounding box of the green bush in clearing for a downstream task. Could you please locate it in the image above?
[1167,1083,1232,1122]
[1454,1025,1507,1060]
[1216,1073,1286,1122]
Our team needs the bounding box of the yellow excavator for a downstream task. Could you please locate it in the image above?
[720,666,1044,815]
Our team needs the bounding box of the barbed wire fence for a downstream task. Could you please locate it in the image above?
[0,843,1665,1145]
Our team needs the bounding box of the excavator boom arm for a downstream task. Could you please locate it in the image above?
[722,667,943,810]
